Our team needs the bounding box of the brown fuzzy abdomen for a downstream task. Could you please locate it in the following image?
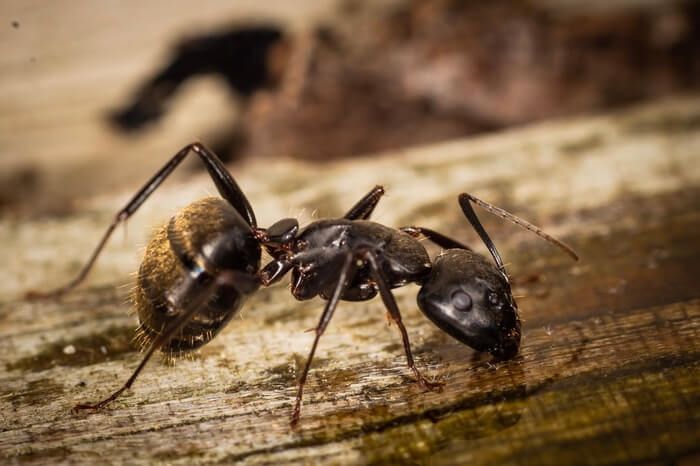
[132,198,252,355]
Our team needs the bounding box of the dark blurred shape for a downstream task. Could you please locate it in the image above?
[0,165,39,211]
[109,0,700,160]
[109,25,284,131]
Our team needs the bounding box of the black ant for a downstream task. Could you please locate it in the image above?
[27,142,578,426]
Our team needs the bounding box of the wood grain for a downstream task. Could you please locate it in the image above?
[2,95,700,464]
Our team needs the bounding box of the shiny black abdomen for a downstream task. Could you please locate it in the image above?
[133,197,261,354]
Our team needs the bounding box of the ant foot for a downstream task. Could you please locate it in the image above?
[72,402,102,414]
[25,289,60,300]
[72,386,126,414]
[415,374,445,392]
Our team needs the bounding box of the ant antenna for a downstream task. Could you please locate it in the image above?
[460,193,579,262]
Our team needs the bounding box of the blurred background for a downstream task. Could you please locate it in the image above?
[2,0,699,217]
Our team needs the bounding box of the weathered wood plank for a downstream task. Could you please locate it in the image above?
[1,96,700,464]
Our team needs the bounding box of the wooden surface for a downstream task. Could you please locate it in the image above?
[2,95,700,464]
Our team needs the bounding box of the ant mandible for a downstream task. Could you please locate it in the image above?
[28,142,578,426]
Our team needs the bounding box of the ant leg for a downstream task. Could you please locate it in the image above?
[291,252,357,427]
[363,251,444,391]
[73,273,222,412]
[344,185,385,220]
[259,259,293,286]
[190,142,257,227]
[27,142,255,299]
[459,193,578,262]
[400,226,473,251]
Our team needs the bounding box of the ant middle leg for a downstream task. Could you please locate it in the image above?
[362,251,444,391]
[344,185,385,220]
[27,142,255,299]
[291,252,357,426]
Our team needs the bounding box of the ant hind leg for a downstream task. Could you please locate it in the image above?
[26,142,255,299]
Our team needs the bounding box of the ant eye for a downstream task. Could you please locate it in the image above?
[487,291,507,310]
[451,290,473,312]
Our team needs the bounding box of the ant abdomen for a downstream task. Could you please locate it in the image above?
[417,249,521,359]
[133,197,261,354]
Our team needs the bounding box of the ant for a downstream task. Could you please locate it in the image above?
[27,142,578,426]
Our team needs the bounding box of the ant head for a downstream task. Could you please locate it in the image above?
[417,249,520,359]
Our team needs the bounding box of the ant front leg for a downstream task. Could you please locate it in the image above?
[362,251,444,392]
[27,142,256,299]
